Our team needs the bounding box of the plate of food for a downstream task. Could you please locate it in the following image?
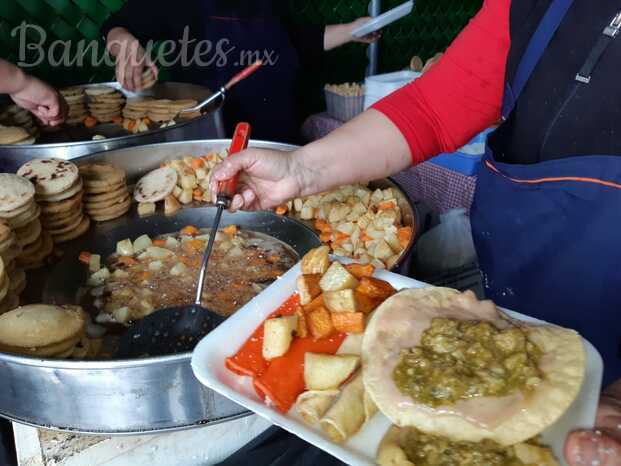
[192,247,602,466]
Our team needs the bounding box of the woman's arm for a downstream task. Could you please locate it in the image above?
[0,60,65,126]
[324,18,381,51]
[211,0,509,211]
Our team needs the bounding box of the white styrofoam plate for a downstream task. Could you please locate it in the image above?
[352,1,414,38]
[192,260,603,466]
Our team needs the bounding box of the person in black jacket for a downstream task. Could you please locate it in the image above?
[102,0,377,143]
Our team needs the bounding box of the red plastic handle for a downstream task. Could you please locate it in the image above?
[224,60,263,91]
[218,122,251,199]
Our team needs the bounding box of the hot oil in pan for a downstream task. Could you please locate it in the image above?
[83,228,297,356]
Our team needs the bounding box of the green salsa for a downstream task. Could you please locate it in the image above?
[400,427,530,466]
[393,318,542,407]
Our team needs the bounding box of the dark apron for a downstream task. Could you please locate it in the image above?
[471,0,621,386]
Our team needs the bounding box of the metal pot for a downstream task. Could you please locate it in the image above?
[0,209,320,434]
[0,82,225,173]
[0,139,418,434]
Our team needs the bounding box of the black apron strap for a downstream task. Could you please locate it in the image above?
[575,11,621,84]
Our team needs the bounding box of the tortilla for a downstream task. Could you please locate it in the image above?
[304,353,360,390]
[134,167,178,203]
[0,174,35,213]
[362,288,586,446]
[296,390,340,425]
[17,159,80,196]
[37,179,83,203]
[79,163,126,190]
[319,372,367,444]
[376,425,559,466]
[0,304,85,348]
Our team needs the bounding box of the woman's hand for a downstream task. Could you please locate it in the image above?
[565,382,621,466]
[106,27,158,92]
[10,75,66,126]
[210,148,310,212]
[324,17,381,51]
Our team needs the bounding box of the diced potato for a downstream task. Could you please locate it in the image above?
[112,307,130,324]
[319,262,359,292]
[172,185,183,198]
[307,306,335,340]
[371,259,386,269]
[341,242,354,253]
[305,196,321,209]
[145,247,174,259]
[358,254,371,265]
[178,189,193,205]
[374,210,399,229]
[384,233,402,253]
[370,188,384,204]
[180,174,197,190]
[262,315,299,360]
[354,291,382,314]
[328,205,349,223]
[88,254,101,273]
[304,353,360,390]
[295,307,308,338]
[195,168,207,180]
[112,269,129,279]
[300,205,314,220]
[382,188,394,200]
[170,262,189,276]
[293,198,303,212]
[301,246,330,275]
[340,185,354,197]
[366,226,384,240]
[345,263,375,279]
[332,247,349,257]
[87,267,110,286]
[336,222,354,235]
[373,240,393,261]
[165,195,182,216]
[331,312,365,334]
[133,234,152,253]
[357,214,372,230]
[116,238,134,256]
[324,289,357,313]
[137,202,156,217]
[297,274,322,305]
[148,260,163,271]
[165,236,179,249]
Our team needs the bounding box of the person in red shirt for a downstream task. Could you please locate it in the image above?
[211,1,621,464]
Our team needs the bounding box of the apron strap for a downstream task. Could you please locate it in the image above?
[575,11,621,84]
[505,0,575,116]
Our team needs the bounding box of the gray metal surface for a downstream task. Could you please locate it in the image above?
[0,139,418,435]
[0,82,225,173]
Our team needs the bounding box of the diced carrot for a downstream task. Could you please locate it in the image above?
[319,232,332,243]
[191,158,205,170]
[222,225,238,235]
[397,226,413,249]
[331,312,365,334]
[183,239,206,253]
[117,256,138,266]
[345,263,375,279]
[152,239,166,247]
[356,277,397,300]
[111,116,123,125]
[275,205,288,216]
[142,117,152,125]
[307,306,335,340]
[314,219,332,233]
[84,116,97,128]
[78,251,91,265]
[377,201,397,211]
[192,188,204,201]
[180,225,200,236]
[127,120,136,131]
[303,293,324,313]
[333,232,350,245]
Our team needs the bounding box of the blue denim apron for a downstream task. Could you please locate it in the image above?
[471,0,621,386]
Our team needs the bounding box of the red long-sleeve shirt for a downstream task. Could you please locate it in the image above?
[373,0,511,165]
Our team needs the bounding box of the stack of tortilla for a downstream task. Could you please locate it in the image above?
[147,99,198,122]
[17,159,90,244]
[141,68,157,89]
[0,173,52,270]
[86,86,125,123]
[0,247,19,315]
[0,304,89,358]
[0,105,38,139]
[60,86,87,126]
[122,98,154,120]
[79,163,131,222]
[0,125,36,146]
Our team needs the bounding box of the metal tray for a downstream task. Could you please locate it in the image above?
[0,140,418,434]
[0,82,226,172]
